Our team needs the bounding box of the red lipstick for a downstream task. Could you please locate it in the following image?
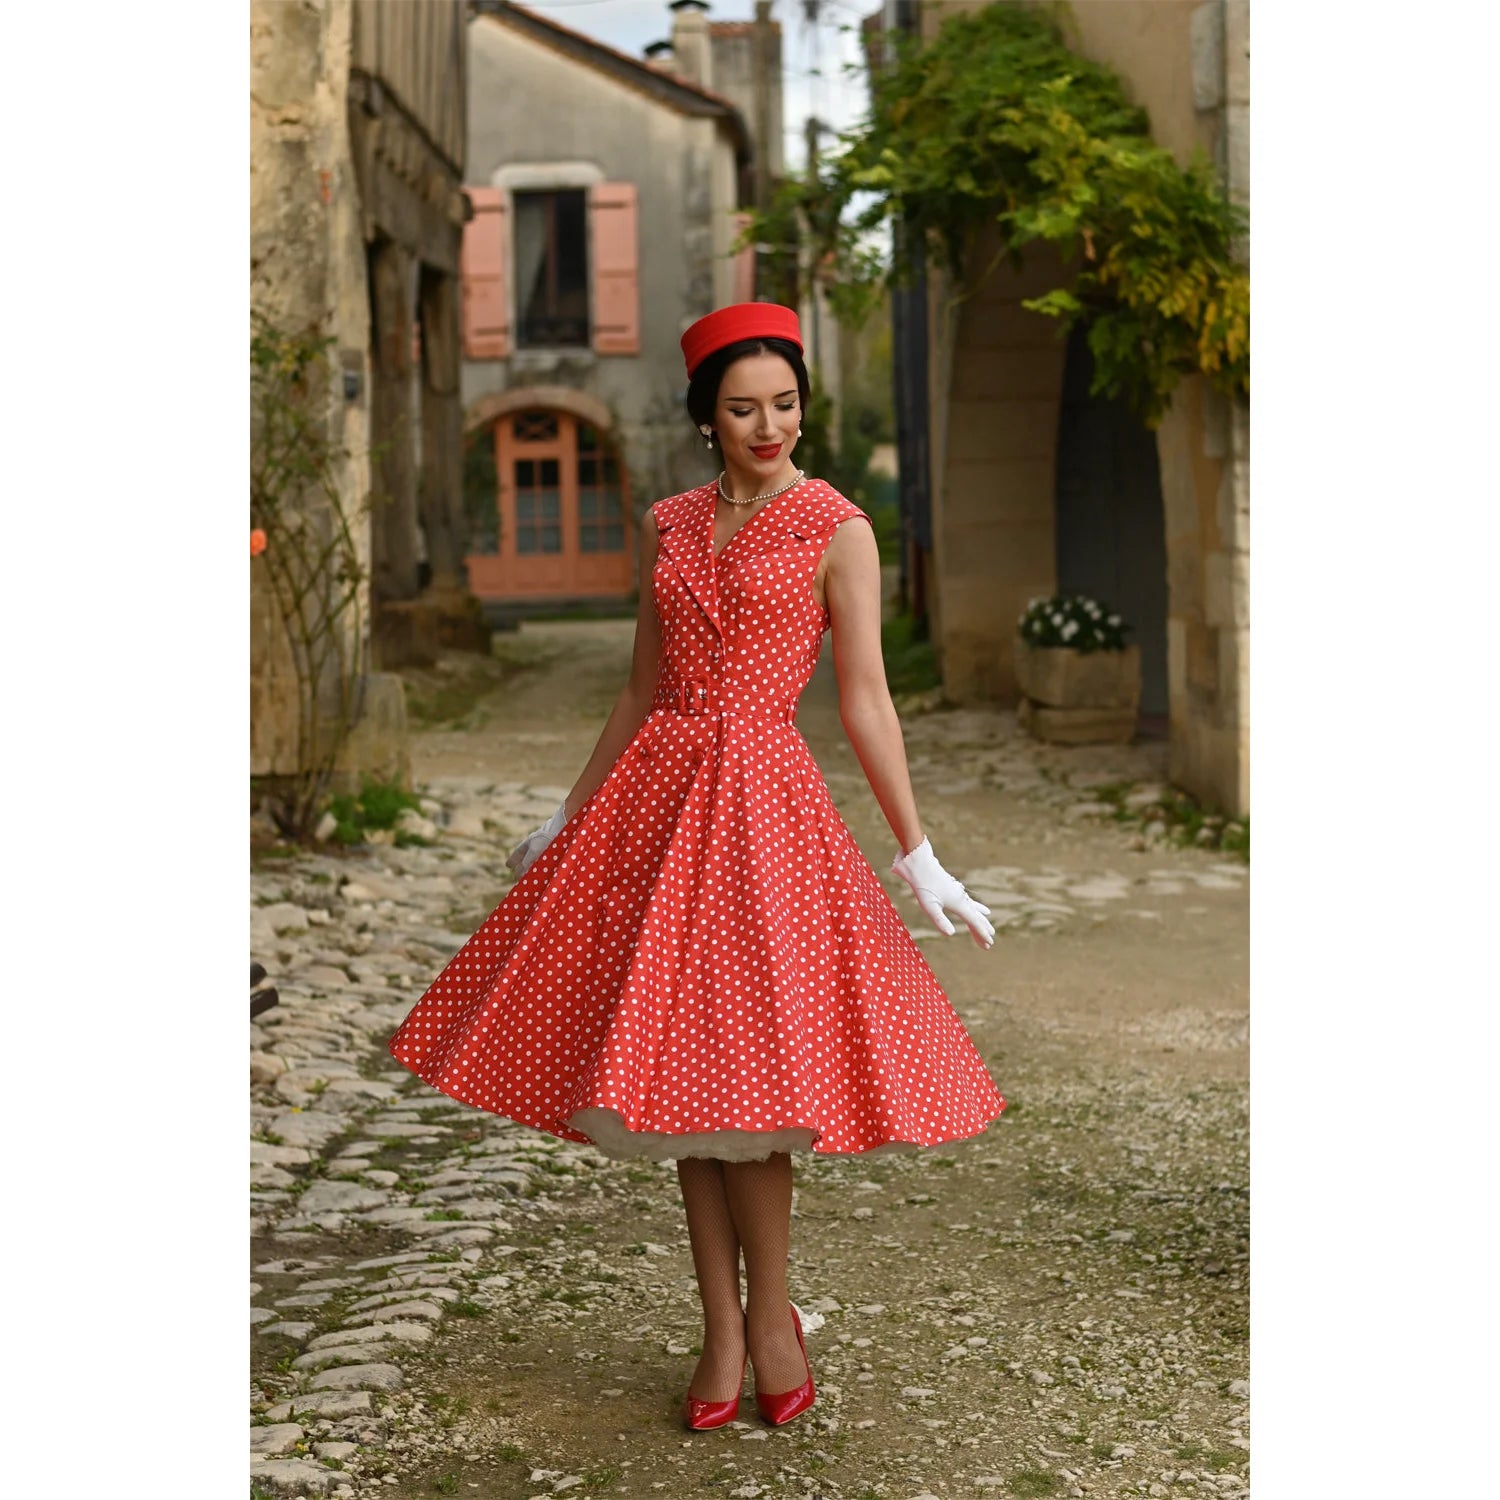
[749,443,782,459]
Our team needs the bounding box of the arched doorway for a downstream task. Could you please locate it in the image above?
[462,409,633,603]
[1053,325,1170,723]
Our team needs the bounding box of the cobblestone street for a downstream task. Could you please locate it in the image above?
[251,621,1249,1500]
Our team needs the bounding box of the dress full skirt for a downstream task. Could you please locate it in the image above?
[387,479,1006,1161]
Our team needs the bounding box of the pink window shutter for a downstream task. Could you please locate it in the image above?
[461,187,510,359]
[731,212,755,303]
[590,183,641,355]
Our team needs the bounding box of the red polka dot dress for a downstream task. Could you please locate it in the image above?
[387,479,1007,1161]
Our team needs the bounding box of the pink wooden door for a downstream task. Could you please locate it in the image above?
[464,412,633,601]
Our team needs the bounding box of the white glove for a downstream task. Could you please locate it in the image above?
[891,837,995,949]
[505,800,568,877]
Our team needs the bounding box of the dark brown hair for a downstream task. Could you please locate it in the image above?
[685,337,811,441]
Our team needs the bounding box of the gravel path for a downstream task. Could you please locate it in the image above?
[250,621,1249,1500]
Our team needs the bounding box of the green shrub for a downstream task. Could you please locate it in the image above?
[325,775,422,845]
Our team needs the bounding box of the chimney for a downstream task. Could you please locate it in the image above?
[669,0,713,91]
[643,39,677,72]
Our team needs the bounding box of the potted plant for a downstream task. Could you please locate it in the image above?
[1014,594,1141,744]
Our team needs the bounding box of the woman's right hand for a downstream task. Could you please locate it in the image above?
[891,836,996,949]
[505,800,569,878]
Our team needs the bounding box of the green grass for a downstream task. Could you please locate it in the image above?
[405,675,493,728]
[1010,1470,1061,1497]
[1084,779,1249,862]
[1200,1449,1244,1472]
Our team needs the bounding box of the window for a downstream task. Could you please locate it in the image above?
[461,182,639,360]
[513,457,563,554]
[576,422,626,553]
[513,189,589,348]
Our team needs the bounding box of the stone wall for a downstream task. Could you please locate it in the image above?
[926,233,1069,703]
[1069,0,1249,817]
[250,0,376,779]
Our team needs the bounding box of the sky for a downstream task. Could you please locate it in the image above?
[505,0,879,174]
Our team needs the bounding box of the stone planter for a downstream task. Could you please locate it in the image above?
[1014,638,1141,745]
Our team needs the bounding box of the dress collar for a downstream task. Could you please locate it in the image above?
[656,478,820,641]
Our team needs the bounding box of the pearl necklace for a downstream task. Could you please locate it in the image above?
[717,468,806,507]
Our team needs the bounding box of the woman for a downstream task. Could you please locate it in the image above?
[387,303,1006,1432]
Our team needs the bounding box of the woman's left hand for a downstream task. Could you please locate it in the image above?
[505,800,568,878]
[891,837,995,949]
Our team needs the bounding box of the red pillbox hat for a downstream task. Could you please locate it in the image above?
[681,302,803,379]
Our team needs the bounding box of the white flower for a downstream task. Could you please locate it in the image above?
[1108,614,1121,626]
[1061,620,1079,639]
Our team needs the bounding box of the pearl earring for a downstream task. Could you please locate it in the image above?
[699,425,713,449]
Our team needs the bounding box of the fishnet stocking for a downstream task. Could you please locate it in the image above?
[723,1153,808,1394]
[676,1158,746,1402]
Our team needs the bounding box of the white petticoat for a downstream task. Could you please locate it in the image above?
[568,1106,928,1163]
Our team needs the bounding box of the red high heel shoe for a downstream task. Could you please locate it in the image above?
[753,1302,815,1426]
[683,1322,749,1431]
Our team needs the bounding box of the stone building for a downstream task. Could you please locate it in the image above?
[251,0,488,792]
[251,0,372,783]
[460,1,757,612]
[884,0,1249,817]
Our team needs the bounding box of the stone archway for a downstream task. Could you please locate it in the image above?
[930,228,1241,807]
[464,384,615,438]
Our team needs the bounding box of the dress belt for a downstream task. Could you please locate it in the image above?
[653,677,796,723]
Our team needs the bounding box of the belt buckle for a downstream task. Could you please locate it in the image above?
[678,677,710,714]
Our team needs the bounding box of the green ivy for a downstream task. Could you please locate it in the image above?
[749,3,1248,426]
